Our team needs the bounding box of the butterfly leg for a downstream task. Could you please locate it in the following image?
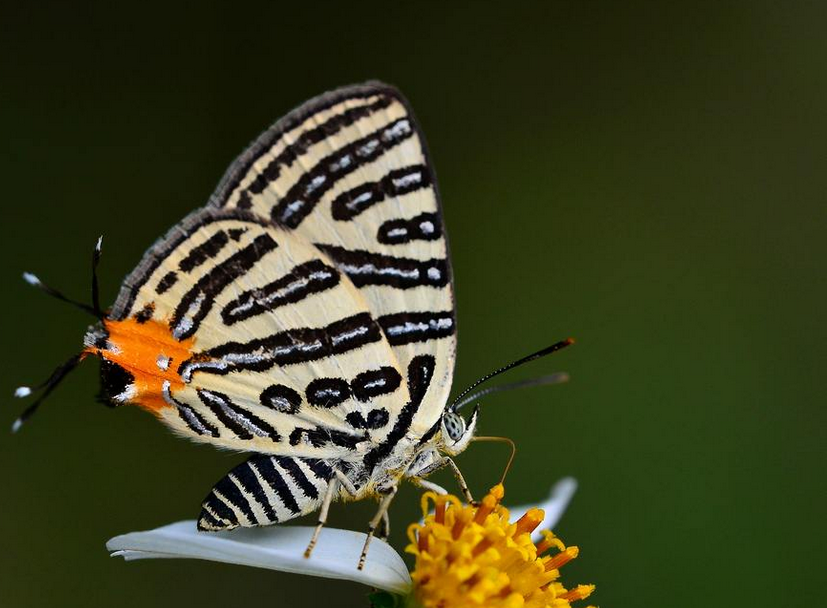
[304,477,340,559]
[305,469,362,558]
[334,468,360,495]
[378,510,391,541]
[357,485,398,570]
[443,457,475,504]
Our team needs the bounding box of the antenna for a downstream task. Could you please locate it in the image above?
[22,236,105,319]
[453,372,569,411]
[12,353,84,432]
[12,236,103,431]
[91,235,103,317]
[449,338,574,412]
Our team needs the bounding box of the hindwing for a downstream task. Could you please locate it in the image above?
[109,212,410,459]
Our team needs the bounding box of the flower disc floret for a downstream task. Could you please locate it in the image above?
[406,485,595,608]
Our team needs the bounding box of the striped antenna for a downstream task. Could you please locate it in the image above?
[449,338,574,412]
[452,372,570,411]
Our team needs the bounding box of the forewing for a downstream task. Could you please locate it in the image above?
[109,211,410,459]
[207,82,457,439]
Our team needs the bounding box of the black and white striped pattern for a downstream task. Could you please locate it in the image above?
[331,164,431,221]
[178,312,384,380]
[198,455,334,530]
[202,83,456,406]
[171,233,279,340]
[196,389,281,442]
[103,83,460,531]
[221,259,340,325]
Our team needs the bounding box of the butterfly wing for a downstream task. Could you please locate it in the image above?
[206,82,457,443]
[106,211,410,459]
[102,83,457,531]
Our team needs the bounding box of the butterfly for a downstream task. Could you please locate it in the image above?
[15,82,572,568]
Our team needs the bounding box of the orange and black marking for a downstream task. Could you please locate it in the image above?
[85,317,195,414]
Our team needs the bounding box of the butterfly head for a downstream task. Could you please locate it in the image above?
[440,405,479,456]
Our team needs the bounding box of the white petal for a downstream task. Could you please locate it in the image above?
[508,477,578,540]
[107,521,412,594]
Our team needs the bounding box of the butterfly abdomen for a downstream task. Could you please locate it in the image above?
[198,454,335,530]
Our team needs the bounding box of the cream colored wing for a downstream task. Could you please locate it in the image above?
[207,82,456,443]
[108,211,411,459]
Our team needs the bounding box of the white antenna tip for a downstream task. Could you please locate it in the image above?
[14,386,32,398]
[22,272,41,286]
[95,235,104,252]
[11,418,23,433]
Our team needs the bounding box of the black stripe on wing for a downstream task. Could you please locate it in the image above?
[176,401,220,437]
[273,118,415,229]
[304,458,334,480]
[198,507,226,530]
[378,311,456,345]
[109,211,273,321]
[212,474,258,526]
[305,377,351,408]
[239,95,393,203]
[155,271,178,295]
[364,355,435,472]
[179,312,383,380]
[221,259,340,326]
[377,212,442,245]
[179,230,230,273]
[288,426,367,451]
[315,244,449,289]
[197,389,281,442]
[170,233,278,340]
[331,165,430,221]
[200,491,238,529]
[345,408,390,430]
[351,366,402,402]
[259,384,302,414]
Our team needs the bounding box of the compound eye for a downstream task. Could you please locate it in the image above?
[443,412,466,443]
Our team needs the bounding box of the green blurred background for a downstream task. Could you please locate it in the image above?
[2,3,825,607]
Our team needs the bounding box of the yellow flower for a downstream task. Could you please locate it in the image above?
[406,485,595,608]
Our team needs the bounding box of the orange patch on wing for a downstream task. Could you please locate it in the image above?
[88,318,196,414]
